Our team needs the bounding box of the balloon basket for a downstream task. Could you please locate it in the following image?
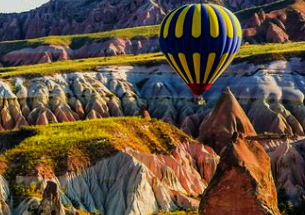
[194,97,206,106]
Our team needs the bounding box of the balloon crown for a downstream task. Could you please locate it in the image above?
[159,3,242,97]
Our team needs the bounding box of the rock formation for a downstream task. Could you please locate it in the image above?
[199,135,281,215]
[242,0,305,43]
[0,0,279,42]
[5,132,219,215]
[269,140,305,202]
[266,23,289,43]
[38,181,65,215]
[248,100,304,136]
[0,38,160,66]
[198,87,257,154]
[0,176,10,215]
[0,1,303,67]
[0,59,305,138]
[139,106,151,120]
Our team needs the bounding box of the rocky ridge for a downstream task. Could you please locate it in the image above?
[0,58,305,138]
[0,77,303,214]
[0,57,303,214]
[0,1,304,67]
[242,0,305,43]
[199,135,281,215]
[199,87,257,154]
[0,38,159,66]
[0,119,219,215]
[0,0,278,42]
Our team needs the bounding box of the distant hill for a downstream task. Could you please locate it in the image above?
[240,0,305,43]
[0,0,279,41]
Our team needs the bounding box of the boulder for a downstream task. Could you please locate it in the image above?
[266,23,289,43]
[38,181,65,215]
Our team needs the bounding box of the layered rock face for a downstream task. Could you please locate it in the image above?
[199,136,281,215]
[12,141,219,215]
[268,140,305,203]
[0,176,10,215]
[1,58,305,138]
[0,0,280,42]
[243,0,305,43]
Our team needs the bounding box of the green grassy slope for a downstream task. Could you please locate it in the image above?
[0,42,304,78]
[0,53,165,78]
[0,117,193,206]
[0,118,189,177]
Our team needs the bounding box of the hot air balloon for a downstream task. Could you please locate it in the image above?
[159,3,242,98]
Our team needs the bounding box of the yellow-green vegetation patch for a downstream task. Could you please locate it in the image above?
[0,53,165,78]
[0,117,189,177]
[0,25,159,55]
[236,42,305,62]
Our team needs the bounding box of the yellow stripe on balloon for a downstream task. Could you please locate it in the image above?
[163,9,179,39]
[167,53,189,83]
[223,8,242,38]
[192,4,201,38]
[214,5,233,38]
[209,53,229,83]
[178,53,194,84]
[212,54,236,83]
[203,53,216,84]
[175,5,192,38]
[204,4,219,38]
[193,53,201,83]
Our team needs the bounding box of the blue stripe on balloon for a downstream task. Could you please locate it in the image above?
[234,36,242,53]
[205,5,227,83]
[198,4,212,83]
[167,5,193,83]
[211,8,238,81]
[183,4,197,83]
[159,9,176,54]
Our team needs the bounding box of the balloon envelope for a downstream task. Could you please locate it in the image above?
[159,3,242,97]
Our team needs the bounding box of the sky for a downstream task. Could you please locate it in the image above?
[0,0,50,13]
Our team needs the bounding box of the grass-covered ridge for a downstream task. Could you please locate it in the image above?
[1,42,305,78]
[0,25,159,55]
[0,53,165,78]
[236,42,305,62]
[0,117,192,206]
[0,117,190,177]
